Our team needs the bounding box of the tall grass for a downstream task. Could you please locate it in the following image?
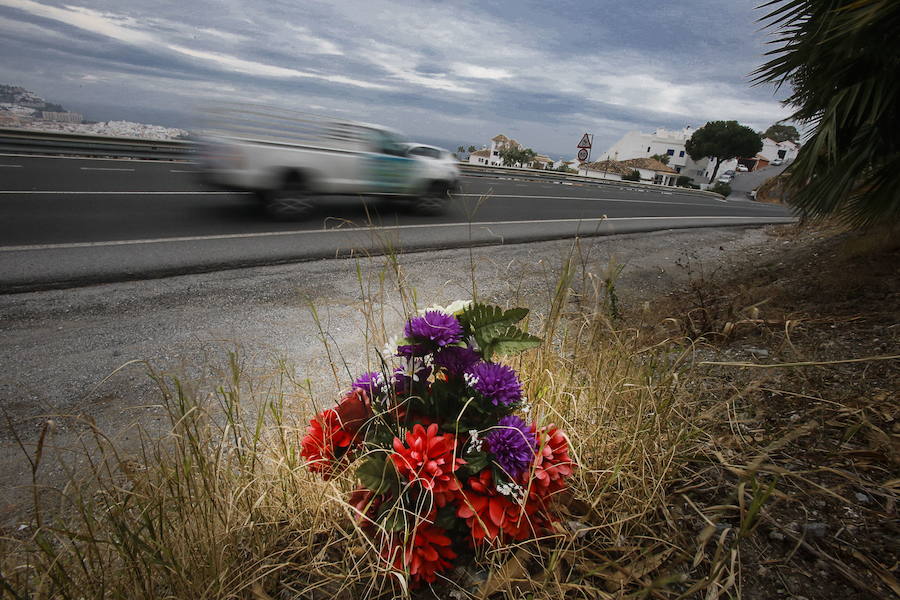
[1,242,713,599]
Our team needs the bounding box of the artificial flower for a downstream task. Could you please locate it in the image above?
[485,415,537,479]
[384,523,457,585]
[391,423,463,501]
[404,311,463,348]
[464,362,524,406]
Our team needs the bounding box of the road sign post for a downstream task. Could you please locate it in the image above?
[577,132,592,163]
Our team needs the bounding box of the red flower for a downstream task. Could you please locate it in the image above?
[383,523,457,585]
[300,390,373,478]
[529,424,573,497]
[456,470,544,544]
[300,409,353,477]
[347,487,383,528]
[390,423,464,504]
[334,388,373,434]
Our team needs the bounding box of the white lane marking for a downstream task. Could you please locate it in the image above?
[80,167,135,172]
[0,153,190,164]
[170,169,197,173]
[0,190,250,195]
[0,216,797,253]
[0,164,23,168]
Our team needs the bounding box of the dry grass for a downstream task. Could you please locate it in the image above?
[1,226,897,599]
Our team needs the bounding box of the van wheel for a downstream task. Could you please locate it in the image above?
[266,172,314,220]
[266,192,314,220]
[415,183,451,215]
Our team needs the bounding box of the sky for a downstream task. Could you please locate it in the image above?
[0,0,794,159]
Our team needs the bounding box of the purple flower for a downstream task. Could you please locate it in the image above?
[434,345,480,376]
[396,342,430,357]
[352,371,386,400]
[464,362,523,406]
[485,415,537,479]
[393,364,432,396]
[404,311,463,349]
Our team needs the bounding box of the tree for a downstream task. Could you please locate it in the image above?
[467,145,476,153]
[457,146,465,154]
[499,145,536,167]
[650,153,670,165]
[685,121,762,182]
[762,123,800,144]
[622,170,641,182]
[753,0,900,227]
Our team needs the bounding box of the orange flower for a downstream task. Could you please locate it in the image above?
[390,423,463,502]
[384,523,457,585]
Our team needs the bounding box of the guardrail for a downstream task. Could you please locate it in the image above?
[0,128,194,160]
[459,163,722,199]
[0,128,722,199]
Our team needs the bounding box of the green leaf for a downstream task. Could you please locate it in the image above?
[356,454,399,495]
[435,504,458,530]
[459,303,529,338]
[463,451,489,475]
[381,509,407,532]
[480,326,542,359]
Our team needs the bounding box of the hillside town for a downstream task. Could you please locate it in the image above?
[0,84,188,141]
[465,126,799,188]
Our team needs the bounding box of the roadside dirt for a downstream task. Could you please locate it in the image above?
[1,224,897,600]
[644,225,899,599]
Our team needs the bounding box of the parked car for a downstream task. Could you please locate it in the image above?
[770,158,784,166]
[736,164,749,172]
[716,174,733,184]
[197,105,461,219]
[723,169,735,177]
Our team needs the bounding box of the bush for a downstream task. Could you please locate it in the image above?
[710,182,732,197]
[676,175,692,188]
[622,169,641,182]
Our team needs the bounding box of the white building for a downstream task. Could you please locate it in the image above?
[468,134,523,167]
[578,157,678,186]
[602,127,695,173]
[467,134,554,169]
[759,137,799,163]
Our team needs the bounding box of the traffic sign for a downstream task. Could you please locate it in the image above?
[577,133,592,148]
[577,148,589,161]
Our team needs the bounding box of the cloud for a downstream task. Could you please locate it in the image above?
[0,0,793,157]
[452,64,514,80]
[165,45,391,90]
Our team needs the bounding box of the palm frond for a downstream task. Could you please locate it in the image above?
[753,0,900,228]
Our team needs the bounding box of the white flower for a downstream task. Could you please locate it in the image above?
[467,429,483,453]
[382,335,399,358]
[519,398,531,414]
[417,299,471,316]
[496,481,525,502]
[444,299,472,315]
[466,335,480,351]
[464,373,480,388]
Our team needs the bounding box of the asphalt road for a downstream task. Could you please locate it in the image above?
[0,154,794,291]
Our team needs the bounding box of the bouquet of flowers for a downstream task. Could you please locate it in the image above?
[300,301,573,586]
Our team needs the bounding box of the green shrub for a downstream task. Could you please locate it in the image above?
[676,175,692,187]
[622,169,641,182]
[710,182,732,197]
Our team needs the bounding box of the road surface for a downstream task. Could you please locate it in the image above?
[0,154,794,291]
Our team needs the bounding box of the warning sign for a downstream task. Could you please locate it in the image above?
[577,148,589,161]
[577,133,592,148]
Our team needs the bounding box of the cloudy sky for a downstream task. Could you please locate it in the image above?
[0,0,793,158]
